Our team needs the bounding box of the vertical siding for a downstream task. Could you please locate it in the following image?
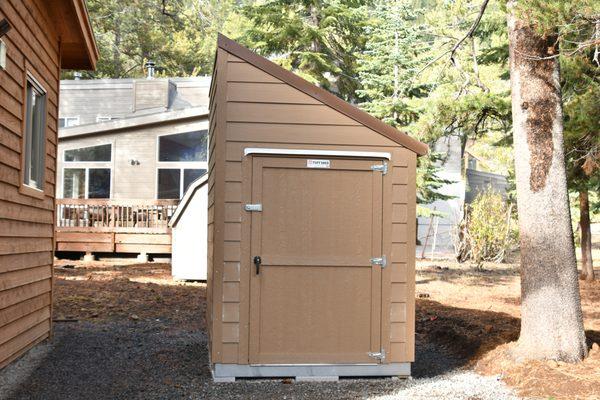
[208,51,417,365]
[0,0,59,369]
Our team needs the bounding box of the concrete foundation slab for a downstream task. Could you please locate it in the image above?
[212,363,411,381]
[295,376,339,382]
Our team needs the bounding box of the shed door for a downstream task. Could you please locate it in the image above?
[248,156,384,364]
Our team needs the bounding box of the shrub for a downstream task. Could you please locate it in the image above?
[452,189,518,265]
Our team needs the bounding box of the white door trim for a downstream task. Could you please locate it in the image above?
[244,148,391,160]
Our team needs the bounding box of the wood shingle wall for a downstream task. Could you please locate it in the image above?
[0,0,60,369]
[207,48,417,365]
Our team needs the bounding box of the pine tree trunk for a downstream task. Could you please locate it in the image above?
[580,189,595,281]
[507,2,587,362]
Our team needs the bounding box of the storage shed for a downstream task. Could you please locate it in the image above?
[169,174,208,280]
[207,35,428,381]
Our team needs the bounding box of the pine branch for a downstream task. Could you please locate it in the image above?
[449,0,491,65]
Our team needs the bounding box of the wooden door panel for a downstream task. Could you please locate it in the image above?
[256,266,373,363]
[260,167,373,265]
[248,156,384,364]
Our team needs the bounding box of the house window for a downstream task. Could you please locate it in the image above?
[59,116,79,128]
[158,130,207,162]
[157,168,206,199]
[156,130,208,198]
[23,77,47,190]
[62,144,112,198]
[63,168,111,199]
[64,144,111,162]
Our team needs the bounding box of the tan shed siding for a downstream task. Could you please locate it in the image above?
[388,149,415,363]
[0,0,60,368]
[405,152,418,361]
[213,54,415,365]
[208,48,231,363]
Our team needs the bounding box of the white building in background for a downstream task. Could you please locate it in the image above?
[417,136,509,257]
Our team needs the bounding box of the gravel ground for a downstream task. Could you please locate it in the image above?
[0,319,520,400]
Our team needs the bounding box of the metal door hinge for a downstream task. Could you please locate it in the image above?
[244,204,262,212]
[368,348,386,361]
[371,162,388,175]
[371,255,387,268]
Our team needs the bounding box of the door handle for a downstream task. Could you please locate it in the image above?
[253,256,262,275]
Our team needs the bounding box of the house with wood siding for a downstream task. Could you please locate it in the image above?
[0,0,97,369]
[55,78,210,259]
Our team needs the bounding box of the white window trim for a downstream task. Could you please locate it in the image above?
[63,143,113,163]
[59,116,80,128]
[62,166,113,199]
[155,129,209,199]
[23,72,47,192]
[96,115,113,123]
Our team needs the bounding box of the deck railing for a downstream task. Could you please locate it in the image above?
[56,199,179,233]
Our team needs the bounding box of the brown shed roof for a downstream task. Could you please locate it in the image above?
[217,34,428,156]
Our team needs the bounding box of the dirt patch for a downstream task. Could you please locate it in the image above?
[415,259,600,400]
[53,259,205,331]
[476,342,600,400]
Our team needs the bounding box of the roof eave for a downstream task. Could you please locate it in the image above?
[216,34,429,156]
[59,108,209,140]
[59,0,99,70]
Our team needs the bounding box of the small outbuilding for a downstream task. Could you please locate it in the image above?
[169,174,209,280]
[207,34,428,381]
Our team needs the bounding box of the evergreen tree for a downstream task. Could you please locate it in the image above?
[563,54,600,281]
[241,0,369,101]
[507,0,589,361]
[74,0,245,78]
[356,0,454,211]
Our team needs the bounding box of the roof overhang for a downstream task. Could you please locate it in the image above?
[217,34,429,156]
[46,0,99,70]
[59,107,209,140]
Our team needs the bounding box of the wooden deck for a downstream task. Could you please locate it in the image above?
[55,199,179,254]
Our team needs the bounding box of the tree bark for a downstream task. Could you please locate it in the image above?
[580,189,595,281]
[507,2,587,362]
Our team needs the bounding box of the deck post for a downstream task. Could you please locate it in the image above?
[83,252,95,262]
[137,252,149,263]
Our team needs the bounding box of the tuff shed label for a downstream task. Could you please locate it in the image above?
[307,159,330,168]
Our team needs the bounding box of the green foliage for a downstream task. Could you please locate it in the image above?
[454,189,518,265]
[75,0,246,78]
[241,0,369,101]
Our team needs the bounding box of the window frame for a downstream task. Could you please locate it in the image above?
[60,140,114,199]
[62,166,112,199]
[59,116,80,128]
[156,167,207,199]
[155,129,208,199]
[20,69,48,199]
[63,143,113,163]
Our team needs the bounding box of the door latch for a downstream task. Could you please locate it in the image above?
[253,256,262,275]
